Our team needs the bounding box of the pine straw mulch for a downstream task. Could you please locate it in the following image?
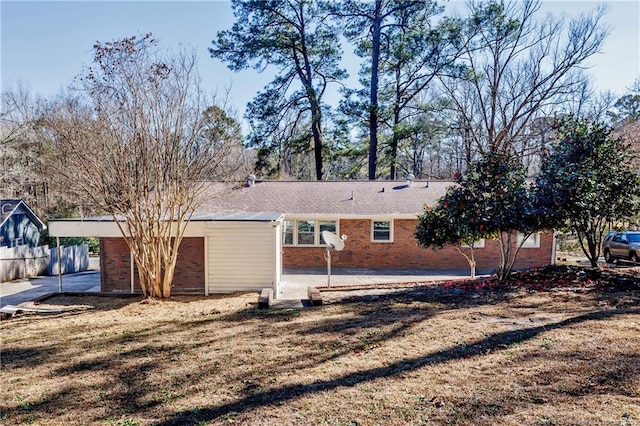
[1,265,639,426]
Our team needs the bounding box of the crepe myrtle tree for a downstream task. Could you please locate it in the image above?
[537,115,640,267]
[44,34,243,299]
[416,151,543,282]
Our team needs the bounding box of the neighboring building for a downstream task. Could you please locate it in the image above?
[0,199,46,248]
[48,180,555,295]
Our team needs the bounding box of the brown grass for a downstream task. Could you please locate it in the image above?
[1,271,639,425]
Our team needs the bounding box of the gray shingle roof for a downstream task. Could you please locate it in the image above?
[200,180,451,217]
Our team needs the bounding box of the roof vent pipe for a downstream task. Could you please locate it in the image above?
[405,174,415,187]
[247,174,256,188]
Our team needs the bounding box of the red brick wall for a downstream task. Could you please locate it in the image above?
[283,219,554,271]
[100,237,205,293]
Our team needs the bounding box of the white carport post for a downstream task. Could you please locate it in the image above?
[204,236,209,296]
[130,250,135,293]
[56,237,62,293]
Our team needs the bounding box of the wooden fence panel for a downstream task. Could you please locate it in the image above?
[0,245,49,282]
[48,244,89,275]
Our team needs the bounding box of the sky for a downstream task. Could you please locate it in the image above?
[2,0,639,118]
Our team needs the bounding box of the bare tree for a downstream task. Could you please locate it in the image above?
[44,34,244,299]
[439,0,609,158]
[0,85,52,212]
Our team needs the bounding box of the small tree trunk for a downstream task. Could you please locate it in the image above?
[574,227,600,268]
[496,231,517,282]
[368,0,382,180]
[389,103,401,180]
[310,101,324,181]
[456,245,477,279]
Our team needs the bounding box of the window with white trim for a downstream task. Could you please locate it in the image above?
[372,220,392,242]
[283,219,338,246]
[283,220,294,245]
[319,220,337,235]
[517,232,540,248]
[297,220,316,245]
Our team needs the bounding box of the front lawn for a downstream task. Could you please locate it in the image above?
[1,266,639,425]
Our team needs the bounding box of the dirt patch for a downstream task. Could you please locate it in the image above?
[1,267,639,425]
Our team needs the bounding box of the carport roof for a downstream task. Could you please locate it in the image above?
[53,211,284,223]
[47,211,284,237]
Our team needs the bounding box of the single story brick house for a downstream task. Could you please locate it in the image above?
[48,179,556,296]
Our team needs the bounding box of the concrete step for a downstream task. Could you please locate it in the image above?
[270,299,320,309]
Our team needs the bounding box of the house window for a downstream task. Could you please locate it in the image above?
[518,232,540,248]
[372,220,392,242]
[297,220,316,245]
[283,219,339,246]
[462,239,485,248]
[319,220,336,235]
[283,220,294,245]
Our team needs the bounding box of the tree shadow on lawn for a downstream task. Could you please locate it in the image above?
[157,305,640,425]
[0,287,501,423]
[2,286,638,424]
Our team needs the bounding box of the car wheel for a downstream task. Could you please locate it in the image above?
[604,250,614,264]
[631,252,639,264]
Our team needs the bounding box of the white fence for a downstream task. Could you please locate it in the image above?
[48,244,89,275]
[0,244,89,282]
[0,245,49,282]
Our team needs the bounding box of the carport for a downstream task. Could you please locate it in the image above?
[48,212,284,296]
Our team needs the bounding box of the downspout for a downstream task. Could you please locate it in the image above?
[273,220,282,300]
[56,237,62,293]
[551,231,558,266]
[204,236,209,296]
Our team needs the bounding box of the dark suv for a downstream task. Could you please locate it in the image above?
[603,230,640,264]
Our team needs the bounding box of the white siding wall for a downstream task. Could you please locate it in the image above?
[207,222,278,293]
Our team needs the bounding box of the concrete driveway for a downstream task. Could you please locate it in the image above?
[0,270,101,308]
[1,257,101,308]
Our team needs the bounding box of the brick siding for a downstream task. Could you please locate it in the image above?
[100,237,205,293]
[282,219,553,271]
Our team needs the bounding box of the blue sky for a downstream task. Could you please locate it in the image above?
[2,0,639,117]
